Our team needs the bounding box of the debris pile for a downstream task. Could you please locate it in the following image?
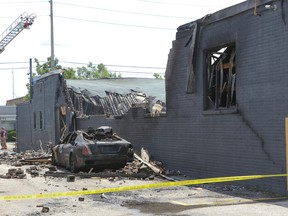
[0,150,54,179]
[26,165,42,177]
[0,150,51,166]
[0,168,26,179]
[44,148,167,180]
[0,147,183,182]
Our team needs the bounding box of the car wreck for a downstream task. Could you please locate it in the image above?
[51,126,134,172]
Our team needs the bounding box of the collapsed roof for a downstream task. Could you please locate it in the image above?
[65,78,166,117]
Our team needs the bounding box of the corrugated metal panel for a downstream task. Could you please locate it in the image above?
[67,86,160,116]
[66,79,165,116]
[66,78,165,101]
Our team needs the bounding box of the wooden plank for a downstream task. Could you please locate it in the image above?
[134,153,162,174]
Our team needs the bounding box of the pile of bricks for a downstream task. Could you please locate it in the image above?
[0,168,26,179]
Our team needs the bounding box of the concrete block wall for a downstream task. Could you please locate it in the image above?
[17,74,66,151]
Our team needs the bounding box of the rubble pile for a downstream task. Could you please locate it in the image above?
[0,147,182,181]
[0,150,54,179]
[26,165,42,177]
[0,150,51,166]
[0,168,26,179]
[120,160,154,175]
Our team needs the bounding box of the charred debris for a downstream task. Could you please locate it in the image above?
[64,80,166,118]
[0,147,182,181]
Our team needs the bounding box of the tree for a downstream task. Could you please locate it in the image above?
[24,83,31,101]
[76,62,93,79]
[25,57,75,101]
[153,73,163,79]
[76,62,120,79]
[62,68,76,79]
[24,58,121,101]
[34,58,119,79]
[34,57,63,75]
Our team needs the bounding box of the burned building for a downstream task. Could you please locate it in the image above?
[160,0,288,194]
[17,0,288,194]
[16,73,165,151]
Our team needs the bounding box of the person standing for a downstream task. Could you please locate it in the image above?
[0,127,7,150]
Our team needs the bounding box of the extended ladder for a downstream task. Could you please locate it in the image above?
[0,12,36,54]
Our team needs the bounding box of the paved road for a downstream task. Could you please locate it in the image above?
[1,145,288,215]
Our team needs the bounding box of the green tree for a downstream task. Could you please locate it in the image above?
[34,57,63,75]
[24,83,31,101]
[62,68,76,79]
[76,62,120,79]
[76,62,94,79]
[7,130,16,142]
[153,73,163,79]
[25,59,120,100]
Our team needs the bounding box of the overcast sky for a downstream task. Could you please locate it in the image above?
[0,0,244,105]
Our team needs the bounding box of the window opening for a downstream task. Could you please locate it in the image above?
[206,44,236,109]
[39,111,43,129]
[33,112,36,129]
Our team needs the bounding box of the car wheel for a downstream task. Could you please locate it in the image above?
[69,154,78,173]
[113,162,126,171]
[51,152,57,166]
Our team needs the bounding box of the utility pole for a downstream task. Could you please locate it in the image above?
[12,70,14,99]
[50,0,55,70]
[29,58,33,101]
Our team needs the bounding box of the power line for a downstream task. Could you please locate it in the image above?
[137,0,222,8]
[0,68,164,77]
[61,67,165,75]
[0,62,28,64]
[54,15,175,30]
[0,67,29,70]
[0,67,165,76]
[60,61,165,70]
[0,13,190,29]
[0,61,166,70]
[0,0,46,3]
[109,70,165,75]
[106,65,165,70]
[54,1,195,20]
[0,15,47,19]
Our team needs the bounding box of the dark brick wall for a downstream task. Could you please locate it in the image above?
[16,102,32,152]
[17,74,66,151]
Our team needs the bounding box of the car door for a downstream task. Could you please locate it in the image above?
[61,132,78,167]
[57,132,73,166]
[54,132,70,166]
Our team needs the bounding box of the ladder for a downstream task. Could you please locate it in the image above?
[0,12,36,54]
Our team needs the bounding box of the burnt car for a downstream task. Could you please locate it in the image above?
[51,126,134,172]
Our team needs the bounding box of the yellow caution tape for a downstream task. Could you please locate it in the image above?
[0,173,287,201]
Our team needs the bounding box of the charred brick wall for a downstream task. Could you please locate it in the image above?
[17,73,67,151]
[162,2,288,193]
[16,102,32,152]
[164,1,288,194]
